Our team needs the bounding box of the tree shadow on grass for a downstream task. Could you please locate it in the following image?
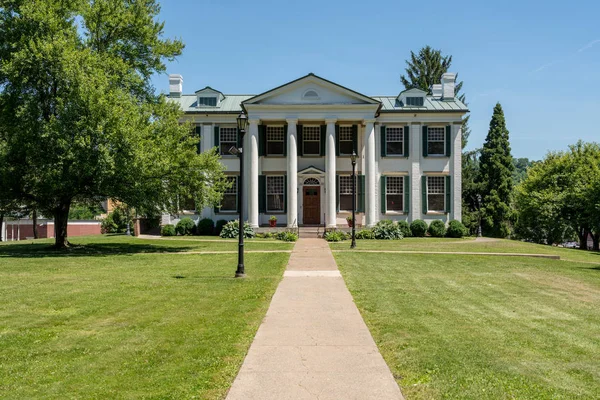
[0,242,192,258]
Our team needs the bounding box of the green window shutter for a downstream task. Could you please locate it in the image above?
[335,125,340,156]
[259,175,266,213]
[297,125,304,156]
[320,125,326,156]
[284,175,288,213]
[422,176,428,214]
[403,126,410,157]
[380,176,387,214]
[445,125,451,157]
[358,175,365,212]
[195,126,202,154]
[422,126,428,157]
[380,126,387,157]
[404,175,410,213]
[214,126,220,153]
[283,125,288,157]
[445,176,451,213]
[352,125,358,154]
[258,125,266,156]
[236,176,241,213]
[336,175,340,213]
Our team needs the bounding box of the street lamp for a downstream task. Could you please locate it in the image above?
[476,193,482,238]
[350,150,357,249]
[231,112,248,278]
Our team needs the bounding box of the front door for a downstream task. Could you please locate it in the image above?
[303,186,321,225]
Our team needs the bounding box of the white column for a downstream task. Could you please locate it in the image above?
[242,128,250,218]
[286,119,298,227]
[247,120,260,228]
[451,123,462,221]
[364,120,376,227]
[325,118,337,228]
[410,123,421,221]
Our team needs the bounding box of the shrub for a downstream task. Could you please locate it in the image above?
[219,220,255,239]
[277,231,298,242]
[101,214,119,234]
[256,232,277,239]
[397,220,412,238]
[161,224,176,237]
[176,217,196,236]
[324,230,349,242]
[372,220,403,240]
[410,219,428,237]
[196,218,214,236]
[215,219,228,235]
[446,220,468,238]
[428,220,447,237]
[355,229,375,239]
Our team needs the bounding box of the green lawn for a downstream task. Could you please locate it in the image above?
[334,250,600,399]
[0,235,290,399]
[330,237,600,263]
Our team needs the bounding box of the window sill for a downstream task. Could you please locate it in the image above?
[301,154,323,158]
[384,211,407,215]
[425,155,449,158]
[263,155,285,158]
[382,155,408,158]
[426,211,448,215]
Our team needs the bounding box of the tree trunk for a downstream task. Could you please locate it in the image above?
[54,200,71,249]
[578,228,589,251]
[593,233,600,252]
[32,209,39,239]
[0,213,3,242]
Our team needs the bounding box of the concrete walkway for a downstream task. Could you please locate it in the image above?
[226,238,404,400]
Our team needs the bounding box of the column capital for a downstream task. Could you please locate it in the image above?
[248,119,260,126]
[325,118,338,125]
[363,119,376,125]
[286,118,298,125]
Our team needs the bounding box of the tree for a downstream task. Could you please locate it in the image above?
[400,46,470,148]
[0,1,229,248]
[478,103,514,237]
[461,149,482,235]
[513,157,535,185]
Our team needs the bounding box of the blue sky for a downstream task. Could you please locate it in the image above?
[151,0,600,160]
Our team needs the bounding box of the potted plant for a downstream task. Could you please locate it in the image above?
[346,216,353,227]
[269,215,277,227]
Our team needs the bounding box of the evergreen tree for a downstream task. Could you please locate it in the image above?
[461,149,482,235]
[478,103,514,237]
[400,46,470,148]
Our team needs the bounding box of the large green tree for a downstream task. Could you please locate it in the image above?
[478,103,514,237]
[461,149,483,235]
[400,45,470,148]
[0,1,228,248]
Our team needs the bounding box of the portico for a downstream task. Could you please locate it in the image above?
[167,72,468,229]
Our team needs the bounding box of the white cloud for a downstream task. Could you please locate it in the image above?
[577,39,600,53]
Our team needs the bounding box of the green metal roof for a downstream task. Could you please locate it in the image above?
[169,94,253,113]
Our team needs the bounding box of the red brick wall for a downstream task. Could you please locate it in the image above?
[5,222,100,240]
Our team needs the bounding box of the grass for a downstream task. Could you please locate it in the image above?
[330,237,600,263]
[334,249,600,399]
[0,235,291,399]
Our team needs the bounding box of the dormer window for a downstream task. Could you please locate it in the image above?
[198,97,217,107]
[406,97,424,107]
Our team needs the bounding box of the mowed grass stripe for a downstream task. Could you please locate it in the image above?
[335,252,600,399]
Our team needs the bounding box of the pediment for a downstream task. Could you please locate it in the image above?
[298,166,325,175]
[243,73,380,106]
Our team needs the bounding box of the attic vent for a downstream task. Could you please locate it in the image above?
[406,97,424,106]
[198,97,217,106]
[303,90,319,100]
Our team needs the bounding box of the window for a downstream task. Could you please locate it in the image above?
[198,97,217,106]
[427,176,445,212]
[267,176,285,212]
[303,126,321,156]
[304,178,320,185]
[221,176,238,212]
[266,126,285,155]
[406,97,424,106]
[180,196,196,211]
[386,177,404,212]
[219,127,237,155]
[386,127,404,156]
[339,176,356,211]
[427,127,445,155]
[338,126,354,155]
[303,90,319,100]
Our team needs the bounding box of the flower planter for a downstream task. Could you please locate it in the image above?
[347,220,353,228]
[269,220,277,227]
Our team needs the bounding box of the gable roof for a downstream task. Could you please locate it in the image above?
[242,73,380,106]
[195,86,225,97]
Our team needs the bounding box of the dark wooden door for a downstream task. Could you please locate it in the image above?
[303,186,321,225]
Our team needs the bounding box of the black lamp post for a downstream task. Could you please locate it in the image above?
[476,193,483,238]
[230,112,248,278]
[350,150,357,249]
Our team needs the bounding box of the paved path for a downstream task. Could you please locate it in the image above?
[226,238,404,400]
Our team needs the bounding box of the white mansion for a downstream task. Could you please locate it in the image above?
[167,72,468,228]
